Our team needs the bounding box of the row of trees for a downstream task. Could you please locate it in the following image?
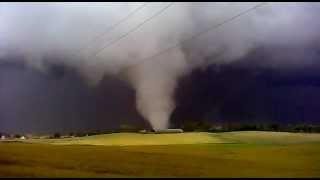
[3,122,320,140]
[180,121,320,133]
[49,124,141,139]
[0,133,24,138]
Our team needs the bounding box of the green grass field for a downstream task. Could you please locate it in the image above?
[1,131,320,177]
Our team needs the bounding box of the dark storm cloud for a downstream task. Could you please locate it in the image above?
[172,54,320,127]
[0,62,145,134]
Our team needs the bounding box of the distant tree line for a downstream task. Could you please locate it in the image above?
[46,124,141,139]
[180,121,320,133]
[1,122,320,140]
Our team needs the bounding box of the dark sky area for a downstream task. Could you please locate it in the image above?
[0,61,146,133]
[1,43,320,133]
[172,44,320,127]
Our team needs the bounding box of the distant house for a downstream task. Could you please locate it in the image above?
[217,126,223,130]
[154,129,184,134]
[139,130,147,134]
[139,129,184,134]
[25,134,33,139]
[20,136,26,140]
[1,135,5,140]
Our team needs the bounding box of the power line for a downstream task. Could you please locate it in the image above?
[119,2,267,74]
[93,2,175,57]
[76,2,148,54]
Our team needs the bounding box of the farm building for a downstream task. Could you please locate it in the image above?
[25,134,33,139]
[154,129,184,134]
[139,130,147,134]
[139,129,184,134]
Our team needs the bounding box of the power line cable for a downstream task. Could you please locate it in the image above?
[76,2,148,54]
[93,2,175,57]
[119,2,267,74]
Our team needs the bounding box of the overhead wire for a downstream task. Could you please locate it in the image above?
[75,2,148,54]
[117,2,268,74]
[92,2,175,57]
